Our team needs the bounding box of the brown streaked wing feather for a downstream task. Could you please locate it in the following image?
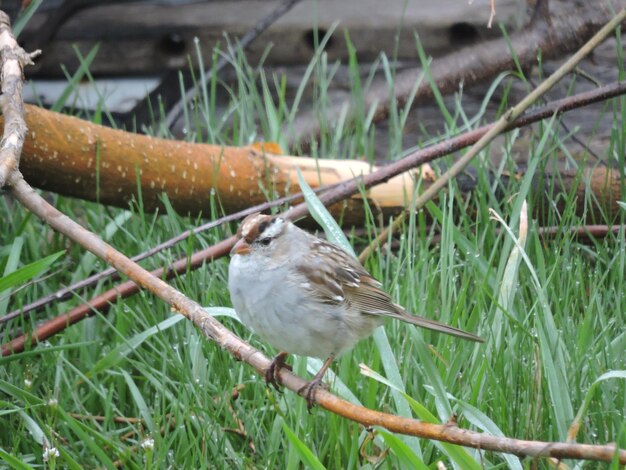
[343,280,397,315]
[294,238,484,343]
[295,239,368,305]
[295,239,395,311]
[296,262,345,304]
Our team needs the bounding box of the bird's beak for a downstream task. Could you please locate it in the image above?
[230,238,251,256]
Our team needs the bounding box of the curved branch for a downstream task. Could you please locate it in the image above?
[4,173,625,463]
[5,170,625,463]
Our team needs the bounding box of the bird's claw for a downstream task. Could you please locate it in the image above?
[298,377,328,411]
[265,352,292,391]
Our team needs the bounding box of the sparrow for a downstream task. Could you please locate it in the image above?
[228,213,483,407]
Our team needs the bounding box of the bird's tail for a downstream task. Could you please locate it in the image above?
[391,305,484,342]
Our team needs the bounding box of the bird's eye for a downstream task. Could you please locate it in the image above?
[259,237,272,246]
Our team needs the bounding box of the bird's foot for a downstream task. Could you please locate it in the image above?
[298,376,329,411]
[265,351,292,391]
[297,354,335,411]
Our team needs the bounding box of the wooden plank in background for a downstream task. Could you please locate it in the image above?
[24,0,523,76]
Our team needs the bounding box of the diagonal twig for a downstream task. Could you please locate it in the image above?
[6,172,626,463]
[6,77,625,328]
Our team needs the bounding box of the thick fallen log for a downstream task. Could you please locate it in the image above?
[18,104,423,226]
[12,97,625,227]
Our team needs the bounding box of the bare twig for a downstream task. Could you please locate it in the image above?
[365,223,623,251]
[357,9,626,263]
[527,76,603,163]
[1,10,625,466]
[537,224,623,240]
[163,0,302,129]
[1,234,236,353]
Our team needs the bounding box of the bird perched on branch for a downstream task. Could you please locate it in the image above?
[228,213,483,408]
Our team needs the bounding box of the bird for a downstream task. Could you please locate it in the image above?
[228,213,483,407]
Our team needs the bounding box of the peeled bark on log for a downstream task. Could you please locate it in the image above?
[11,104,624,227]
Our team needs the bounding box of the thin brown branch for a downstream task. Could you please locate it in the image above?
[1,9,625,465]
[537,224,623,240]
[4,79,626,349]
[1,235,235,353]
[527,74,603,163]
[6,76,625,327]
[360,223,623,251]
[7,171,626,463]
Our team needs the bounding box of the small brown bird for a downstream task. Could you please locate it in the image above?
[228,213,483,406]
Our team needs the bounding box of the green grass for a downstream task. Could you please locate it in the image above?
[1,30,626,469]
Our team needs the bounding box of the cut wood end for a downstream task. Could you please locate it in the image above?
[265,154,437,207]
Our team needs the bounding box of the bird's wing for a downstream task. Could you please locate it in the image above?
[294,239,483,343]
[294,239,371,305]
